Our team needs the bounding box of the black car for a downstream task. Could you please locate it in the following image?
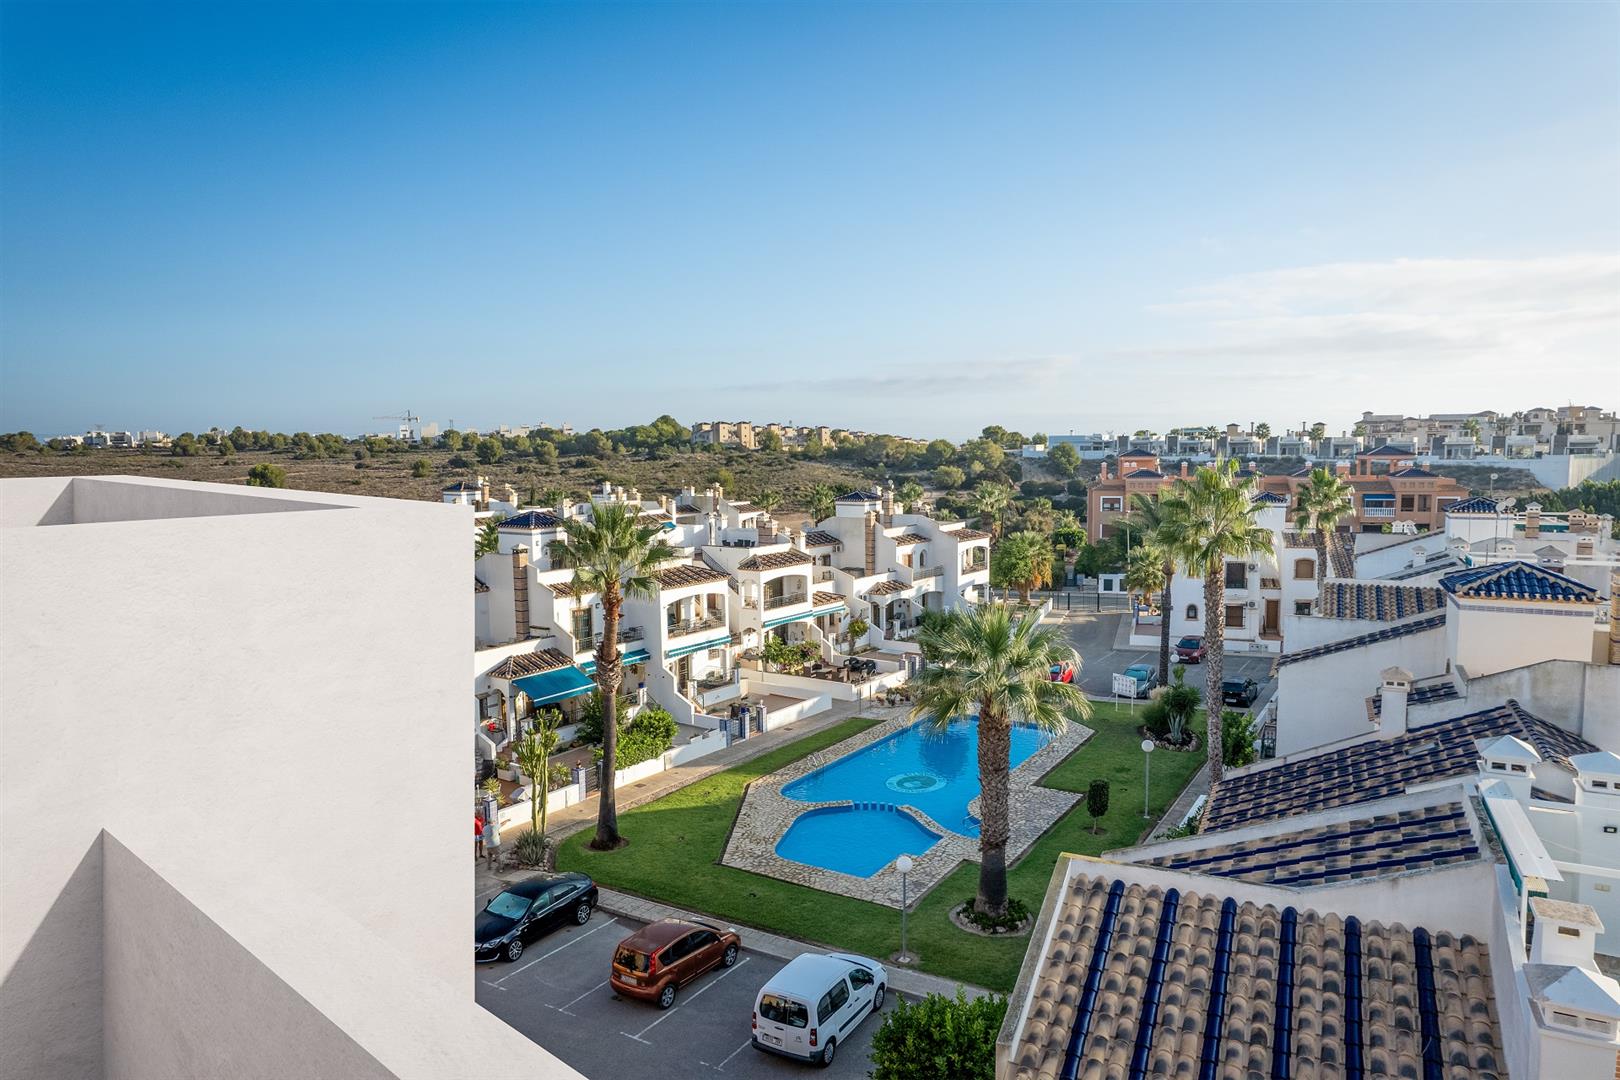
[476,872,598,962]
[1221,678,1259,708]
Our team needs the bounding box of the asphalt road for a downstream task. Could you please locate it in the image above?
[476,912,886,1079]
[1054,611,1278,713]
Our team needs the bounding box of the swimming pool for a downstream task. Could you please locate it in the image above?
[773,716,1052,876]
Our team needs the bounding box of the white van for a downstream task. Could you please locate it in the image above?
[751,952,888,1067]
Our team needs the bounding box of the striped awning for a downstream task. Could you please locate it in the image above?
[511,665,595,706]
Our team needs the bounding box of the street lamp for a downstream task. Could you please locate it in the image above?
[1140,738,1156,819]
[895,854,914,964]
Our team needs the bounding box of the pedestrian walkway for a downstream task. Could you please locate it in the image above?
[1145,762,1210,842]
[596,887,994,1003]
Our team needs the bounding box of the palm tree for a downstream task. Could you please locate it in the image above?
[973,482,1012,538]
[755,489,783,516]
[475,519,500,557]
[1293,467,1354,605]
[541,486,571,509]
[897,481,925,514]
[515,711,562,844]
[808,484,838,522]
[1158,461,1275,782]
[559,503,677,849]
[911,606,1090,918]
[1123,493,1177,685]
[1124,545,1166,637]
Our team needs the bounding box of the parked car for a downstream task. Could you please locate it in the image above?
[475,872,598,963]
[1115,663,1158,699]
[1174,636,1206,663]
[610,918,742,1009]
[753,952,888,1067]
[1049,660,1076,683]
[1222,677,1259,707]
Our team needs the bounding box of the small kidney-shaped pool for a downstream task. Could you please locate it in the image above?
[773,717,1052,877]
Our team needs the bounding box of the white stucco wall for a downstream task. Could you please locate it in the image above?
[1448,597,1597,679]
[1274,626,1448,755]
[1,477,578,1079]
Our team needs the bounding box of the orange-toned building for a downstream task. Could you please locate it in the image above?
[1085,452,1188,542]
[1255,446,1469,533]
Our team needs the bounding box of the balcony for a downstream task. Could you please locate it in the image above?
[961,561,988,575]
[1362,505,1396,520]
[667,612,726,638]
[591,625,645,647]
[910,564,943,581]
[762,591,809,611]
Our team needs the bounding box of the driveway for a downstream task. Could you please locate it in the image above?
[1054,612,1277,713]
[476,912,886,1079]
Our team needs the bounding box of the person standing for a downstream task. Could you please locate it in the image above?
[475,812,486,859]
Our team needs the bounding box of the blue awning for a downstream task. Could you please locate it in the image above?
[579,648,650,674]
[511,665,596,706]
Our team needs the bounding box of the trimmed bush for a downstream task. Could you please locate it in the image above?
[597,706,678,770]
[870,990,1007,1080]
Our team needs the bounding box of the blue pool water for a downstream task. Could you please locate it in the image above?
[775,806,941,878]
[774,717,1052,876]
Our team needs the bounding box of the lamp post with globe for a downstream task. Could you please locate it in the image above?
[895,854,914,964]
[1141,738,1156,819]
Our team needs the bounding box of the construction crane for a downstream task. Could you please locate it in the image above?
[372,411,420,425]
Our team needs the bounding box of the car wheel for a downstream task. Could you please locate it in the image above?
[657,983,677,1010]
[505,937,524,962]
[722,944,739,968]
[873,984,886,1012]
[819,1039,836,1068]
[574,901,592,925]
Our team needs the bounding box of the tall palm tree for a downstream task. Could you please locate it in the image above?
[897,480,925,514]
[1293,467,1354,606]
[808,484,838,522]
[559,502,677,849]
[754,488,783,516]
[990,531,1052,602]
[1123,493,1177,685]
[910,606,1090,918]
[973,482,1012,538]
[1158,461,1275,783]
[474,519,500,557]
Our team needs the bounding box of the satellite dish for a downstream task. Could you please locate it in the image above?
[1499,498,1517,511]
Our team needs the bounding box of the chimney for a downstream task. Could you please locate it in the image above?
[512,546,531,642]
[707,511,718,546]
[1610,574,1619,666]
[882,487,896,526]
[1099,461,1109,480]
[864,510,878,576]
[1525,502,1542,539]
[1377,666,1412,736]
[1180,461,1189,478]
[1528,897,1602,970]
[478,475,491,512]
[560,495,573,520]
[793,526,807,552]
[714,483,724,503]
[1476,734,1540,802]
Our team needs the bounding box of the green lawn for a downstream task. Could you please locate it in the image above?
[556,703,1203,993]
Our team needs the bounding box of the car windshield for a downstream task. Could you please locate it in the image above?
[1178,638,1200,649]
[759,994,809,1028]
[1223,680,1248,690]
[484,891,530,920]
[1126,667,1149,678]
[614,946,650,973]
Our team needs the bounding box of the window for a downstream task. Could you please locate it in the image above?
[1596,882,1612,893]
[848,967,874,988]
[1557,927,1582,938]
[759,995,808,1028]
[1224,563,1247,589]
[1293,558,1314,580]
[1225,605,1244,628]
[689,930,719,949]
[1185,604,1199,622]
[826,979,850,1018]
[1295,602,1312,616]
[484,891,531,920]
[1400,496,1415,512]
[1100,497,1123,512]
[614,946,651,973]
[1490,762,1507,771]
[1510,764,1527,773]
[1593,780,1609,789]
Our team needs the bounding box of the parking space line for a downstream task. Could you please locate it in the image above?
[710,1036,754,1071]
[622,956,752,1043]
[493,916,619,985]
[548,978,611,1017]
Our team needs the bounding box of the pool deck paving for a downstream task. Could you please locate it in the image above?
[720,712,1092,908]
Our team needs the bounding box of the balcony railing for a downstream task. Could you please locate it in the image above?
[911,564,943,580]
[1362,506,1396,519]
[590,625,645,646]
[667,612,726,638]
[762,591,809,610]
[961,561,988,575]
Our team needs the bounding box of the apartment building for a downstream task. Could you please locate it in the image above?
[1253,446,1470,533]
[1,476,574,1080]
[1085,452,1185,542]
[688,419,835,449]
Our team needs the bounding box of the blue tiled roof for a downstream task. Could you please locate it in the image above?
[1319,582,1444,622]
[442,480,482,492]
[1147,802,1478,886]
[499,510,565,529]
[835,490,881,501]
[1203,701,1596,831]
[1274,612,1445,669]
[1360,445,1415,457]
[1446,496,1499,515]
[1389,467,1439,478]
[1439,561,1597,604]
[1252,491,1290,505]
[1123,468,1165,479]
[1370,680,1459,716]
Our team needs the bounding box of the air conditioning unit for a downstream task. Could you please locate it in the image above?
[1248,563,1259,571]
[1246,600,1257,609]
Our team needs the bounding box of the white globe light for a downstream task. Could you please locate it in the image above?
[1141,739,1156,753]
[896,855,914,874]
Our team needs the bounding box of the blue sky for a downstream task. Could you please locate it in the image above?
[2,2,1616,440]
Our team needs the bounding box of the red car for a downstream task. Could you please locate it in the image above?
[1049,660,1076,683]
[1175,637,1206,663]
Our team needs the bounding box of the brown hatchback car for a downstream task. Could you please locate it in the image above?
[610,918,742,1010]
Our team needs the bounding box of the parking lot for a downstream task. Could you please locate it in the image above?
[1055,612,1277,712]
[476,911,885,1079]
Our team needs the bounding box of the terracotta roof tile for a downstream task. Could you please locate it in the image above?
[655,563,731,588]
[803,530,841,548]
[950,528,992,541]
[889,532,930,545]
[812,590,845,607]
[866,579,908,595]
[738,549,813,571]
[1318,583,1444,621]
[486,649,573,680]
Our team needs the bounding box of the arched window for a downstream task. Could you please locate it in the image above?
[1185,604,1199,622]
[1294,557,1315,580]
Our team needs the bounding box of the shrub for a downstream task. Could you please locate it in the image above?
[597,705,678,770]
[1086,779,1110,833]
[869,990,1007,1080]
[1222,709,1257,769]
[411,458,432,478]
[957,896,1029,933]
[513,829,550,869]
[245,462,287,488]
